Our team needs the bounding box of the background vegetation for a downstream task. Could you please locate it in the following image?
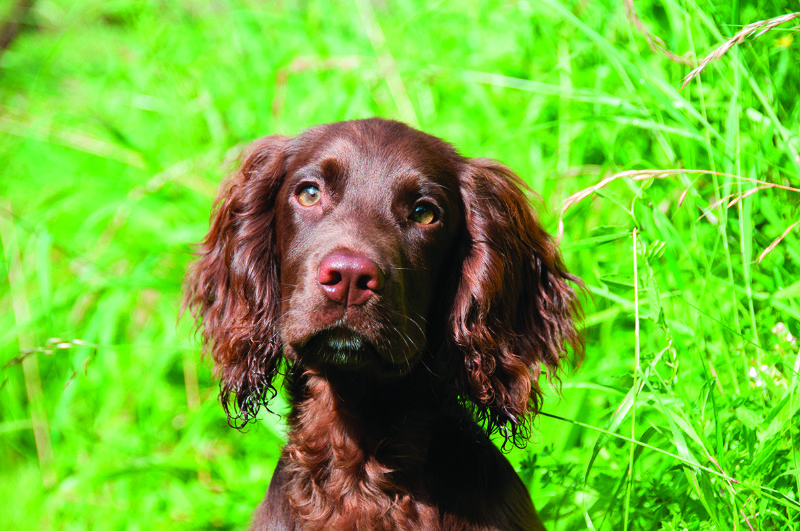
[2,0,799,529]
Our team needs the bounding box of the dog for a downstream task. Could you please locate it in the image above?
[184,118,582,530]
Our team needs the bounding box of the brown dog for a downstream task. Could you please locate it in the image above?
[185,118,582,530]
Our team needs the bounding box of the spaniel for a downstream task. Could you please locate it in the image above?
[184,118,582,530]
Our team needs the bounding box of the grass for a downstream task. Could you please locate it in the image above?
[1,0,799,529]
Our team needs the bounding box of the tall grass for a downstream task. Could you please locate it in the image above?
[1,0,798,529]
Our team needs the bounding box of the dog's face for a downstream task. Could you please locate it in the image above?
[185,118,581,439]
[274,121,464,376]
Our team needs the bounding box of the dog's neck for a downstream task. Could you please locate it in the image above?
[286,366,444,461]
[280,367,448,527]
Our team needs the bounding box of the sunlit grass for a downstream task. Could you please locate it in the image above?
[1,0,799,529]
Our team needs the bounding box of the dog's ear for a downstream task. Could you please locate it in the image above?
[449,158,582,444]
[183,135,290,426]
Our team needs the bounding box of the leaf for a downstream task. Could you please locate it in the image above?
[735,407,763,430]
[773,280,800,300]
[646,274,662,323]
[585,385,637,487]
[600,275,636,288]
[561,231,630,251]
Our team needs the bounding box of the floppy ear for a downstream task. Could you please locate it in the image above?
[183,135,290,427]
[449,158,582,444]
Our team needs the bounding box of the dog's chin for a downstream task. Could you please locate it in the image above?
[302,329,375,369]
[290,327,419,377]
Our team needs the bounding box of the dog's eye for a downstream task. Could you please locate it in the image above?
[410,203,438,225]
[297,185,321,207]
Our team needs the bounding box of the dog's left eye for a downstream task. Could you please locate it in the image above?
[410,203,438,225]
[297,185,321,207]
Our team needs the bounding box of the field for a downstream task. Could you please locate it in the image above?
[1,0,799,529]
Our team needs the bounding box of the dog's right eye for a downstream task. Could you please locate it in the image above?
[410,203,438,225]
[297,185,321,207]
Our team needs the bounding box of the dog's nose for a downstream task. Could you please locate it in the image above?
[317,252,385,306]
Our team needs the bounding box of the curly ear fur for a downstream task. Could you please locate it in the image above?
[449,158,583,444]
[183,136,290,426]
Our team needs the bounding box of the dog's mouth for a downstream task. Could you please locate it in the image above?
[295,326,379,370]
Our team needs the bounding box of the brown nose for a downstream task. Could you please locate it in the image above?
[317,252,385,306]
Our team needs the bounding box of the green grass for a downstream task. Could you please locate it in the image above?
[2,0,799,529]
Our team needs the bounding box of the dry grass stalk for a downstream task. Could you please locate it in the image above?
[705,177,800,212]
[758,220,800,263]
[681,12,800,89]
[0,200,57,488]
[556,168,736,239]
[558,170,800,263]
[624,0,693,65]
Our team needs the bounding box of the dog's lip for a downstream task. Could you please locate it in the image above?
[286,322,424,377]
[292,325,379,369]
[293,323,368,348]
[305,329,363,349]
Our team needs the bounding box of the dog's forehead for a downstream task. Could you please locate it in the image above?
[297,123,461,193]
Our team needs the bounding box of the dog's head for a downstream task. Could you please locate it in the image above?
[184,118,581,442]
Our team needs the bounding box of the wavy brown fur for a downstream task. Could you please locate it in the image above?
[183,118,582,530]
[183,136,290,425]
[450,159,583,443]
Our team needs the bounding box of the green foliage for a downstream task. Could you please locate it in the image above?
[2,0,799,528]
